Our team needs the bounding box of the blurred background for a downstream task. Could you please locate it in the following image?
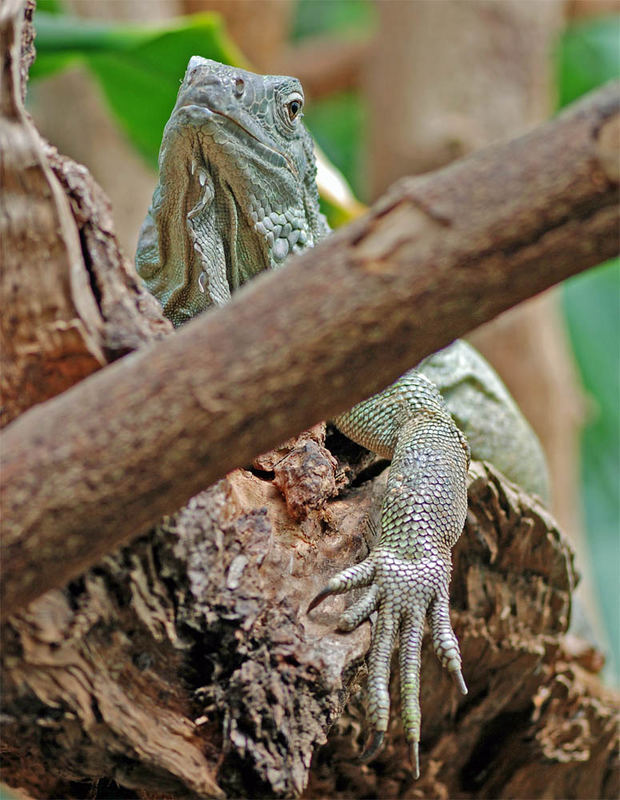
[27,0,619,678]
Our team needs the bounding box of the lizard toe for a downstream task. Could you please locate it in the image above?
[398,610,425,777]
[429,591,467,694]
[307,557,376,613]
[366,600,398,739]
[338,584,380,631]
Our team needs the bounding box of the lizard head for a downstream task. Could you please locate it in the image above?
[136,57,328,325]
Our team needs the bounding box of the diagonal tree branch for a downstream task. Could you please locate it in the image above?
[2,81,619,619]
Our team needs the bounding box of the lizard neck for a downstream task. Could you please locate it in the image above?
[140,150,275,326]
[145,152,322,326]
[186,158,273,307]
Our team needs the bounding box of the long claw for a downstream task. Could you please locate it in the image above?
[451,666,468,695]
[429,591,466,690]
[307,559,377,614]
[358,730,384,763]
[410,741,420,779]
[307,587,333,613]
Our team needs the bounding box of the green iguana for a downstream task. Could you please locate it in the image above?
[136,57,549,777]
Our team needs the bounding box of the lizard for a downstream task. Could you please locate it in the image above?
[136,56,550,777]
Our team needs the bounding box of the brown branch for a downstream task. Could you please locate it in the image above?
[1,82,619,619]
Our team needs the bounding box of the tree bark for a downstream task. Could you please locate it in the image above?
[1,4,618,799]
[0,0,170,430]
[3,447,618,799]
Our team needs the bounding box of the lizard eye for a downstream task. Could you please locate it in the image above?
[234,77,245,97]
[286,95,303,122]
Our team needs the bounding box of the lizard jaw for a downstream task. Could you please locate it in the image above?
[174,103,298,179]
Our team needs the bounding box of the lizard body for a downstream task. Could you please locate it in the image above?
[136,57,549,776]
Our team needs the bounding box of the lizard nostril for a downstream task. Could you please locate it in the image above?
[234,77,245,97]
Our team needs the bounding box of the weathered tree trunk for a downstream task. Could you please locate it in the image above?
[1,3,618,799]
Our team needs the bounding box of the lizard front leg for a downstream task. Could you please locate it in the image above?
[309,370,470,777]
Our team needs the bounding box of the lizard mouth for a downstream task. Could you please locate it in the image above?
[174,102,299,179]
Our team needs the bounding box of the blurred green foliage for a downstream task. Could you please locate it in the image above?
[304,90,367,202]
[563,261,619,678]
[29,1,619,675]
[291,0,375,41]
[555,15,620,678]
[556,14,620,106]
[291,0,370,215]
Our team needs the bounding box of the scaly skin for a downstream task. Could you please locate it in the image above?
[136,57,328,326]
[137,57,546,776]
[311,372,469,775]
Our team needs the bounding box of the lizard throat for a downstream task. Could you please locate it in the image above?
[185,158,272,309]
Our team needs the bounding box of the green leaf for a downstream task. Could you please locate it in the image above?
[556,15,620,108]
[32,12,246,166]
[36,0,65,14]
[31,12,153,79]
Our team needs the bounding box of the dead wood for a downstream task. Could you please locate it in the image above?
[2,440,618,798]
[1,0,104,425]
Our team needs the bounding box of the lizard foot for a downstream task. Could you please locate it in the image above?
[309,548,467,776]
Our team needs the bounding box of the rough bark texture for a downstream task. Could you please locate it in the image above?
[0,0,170,429]
[2,445,618,799]
[1,4,618,798]
[2,78,619,618]
[1,0,104,426]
